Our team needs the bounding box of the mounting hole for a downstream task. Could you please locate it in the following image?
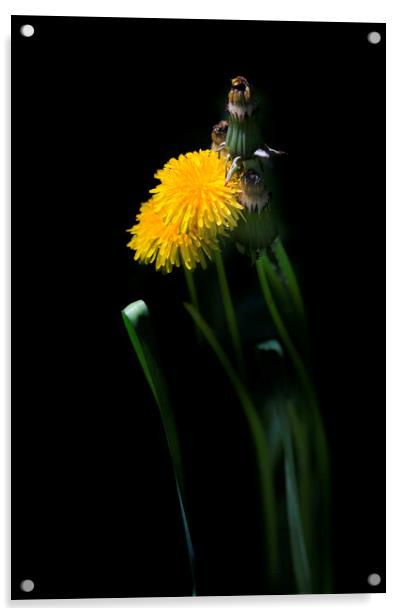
[367,573,381,587]
[20,24,35,38]
[20,579,34,592]
[367,31,381,45]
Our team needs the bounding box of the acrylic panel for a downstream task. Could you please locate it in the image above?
[11,16,385,599]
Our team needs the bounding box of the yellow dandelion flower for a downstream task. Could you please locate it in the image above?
[127,150,243,273]
[128,202,220,273]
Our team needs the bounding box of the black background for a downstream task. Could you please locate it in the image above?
[12,16,385,599]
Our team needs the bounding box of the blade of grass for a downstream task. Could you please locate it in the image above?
[214,250,246,377]
[122,300,196,595]
[184,302,278,585]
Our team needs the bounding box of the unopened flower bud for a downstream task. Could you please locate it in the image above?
[211,120,229,155]
[239,170,270,214]
[227,76,257,119]
[226,76,264,160]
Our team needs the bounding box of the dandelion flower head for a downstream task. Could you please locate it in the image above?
[127,150,243,273]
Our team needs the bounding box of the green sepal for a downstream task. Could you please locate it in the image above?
[232,208,278,262]
[226,114,264,159]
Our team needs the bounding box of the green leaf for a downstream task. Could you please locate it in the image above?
[122,300,196,595]
[184,302,278,586]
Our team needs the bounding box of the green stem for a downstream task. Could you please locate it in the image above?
[262,251,291,315]
[214,251,245,377]
[184,269,200,314]
[184,302,278,587]
[184,269,202,343]
[272,240,310,357]
[274,239,307,327]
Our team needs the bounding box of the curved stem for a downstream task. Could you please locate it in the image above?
[184,302,278,586]
[274,239,307,328]
[184,269,202,344]
[214,251,245,377]
[184,269,200,314]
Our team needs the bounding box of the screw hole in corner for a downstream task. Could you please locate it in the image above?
[367,31,381,45]
[367,572,381,587]
[20,579,35,592]
[20,24,35,38]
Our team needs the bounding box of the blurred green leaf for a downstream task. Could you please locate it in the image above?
[256,255,332,592]
[256,340,311,592]
[256,339,284,357]
[287,402,314,577]
[255,339,285,467]
[277,406,312,593]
